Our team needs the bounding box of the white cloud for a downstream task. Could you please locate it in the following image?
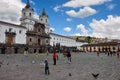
[53,5,61,12]
[107,4,115,10]
[77,24,88,36]
[30,0,35,5]
[73,33,81,36]
[50,28,55,32]
[66,18,72,22]
[89,15,120,39]
[34,13,39,20]
[64,27,71,32]
[0,0,25,24]
[62,0,111,8]
[66,7,97,18]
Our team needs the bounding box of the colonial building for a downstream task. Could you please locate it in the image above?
[50,33,86,51]
[0,0,50,54]
[0,21,27,44]
[81,42,120,52]
[0,0,85,54]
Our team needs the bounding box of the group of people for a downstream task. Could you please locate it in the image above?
[44,50,71,75]
[96,49,120,59]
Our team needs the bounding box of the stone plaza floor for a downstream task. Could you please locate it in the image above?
[0,52,120,80]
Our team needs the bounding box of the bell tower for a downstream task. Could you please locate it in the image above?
[20,0,35,30]
[39,8,50,34]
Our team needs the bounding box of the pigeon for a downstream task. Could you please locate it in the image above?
[7,63,9,65]
[69,73,72,76]
[92,73,99,79]
[31,60,36,64]
[16,64,19,67]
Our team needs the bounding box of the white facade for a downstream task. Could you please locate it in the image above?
[0,1,85,48]
[0,21,26,44]
[75,41,87,50]
[50,33,85,50]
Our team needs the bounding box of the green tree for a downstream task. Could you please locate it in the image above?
[86,36,93,43]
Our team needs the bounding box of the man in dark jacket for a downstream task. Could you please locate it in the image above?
[67,51,71,63]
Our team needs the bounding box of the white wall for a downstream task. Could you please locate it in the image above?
[0,22,27,44]
[50,33,83,48]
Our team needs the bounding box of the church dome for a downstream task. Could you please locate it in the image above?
[42,8,47,16]
[24,0,34,11]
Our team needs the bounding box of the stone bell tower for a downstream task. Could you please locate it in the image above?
[39,8,50,34]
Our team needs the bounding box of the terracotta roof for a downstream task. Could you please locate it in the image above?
[0,20,26,29]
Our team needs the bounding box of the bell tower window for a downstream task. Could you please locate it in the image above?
[24,13,25,16]
[41,19,43,21]
[29,13,31,17]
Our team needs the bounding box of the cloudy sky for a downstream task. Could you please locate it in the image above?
[0,0,120,39]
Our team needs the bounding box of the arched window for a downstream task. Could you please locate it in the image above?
[46,19,47,22]
[29,13,31,17]
[41,19,43,21]
[24,13,25,16]
[30,38,32,42]
[46,40,48,43]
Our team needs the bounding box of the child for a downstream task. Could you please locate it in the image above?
[44,59,50,75]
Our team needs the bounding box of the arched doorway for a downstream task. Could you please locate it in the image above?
[14,47,18,54]
[34,49,37,53]
[39,48,42,53]
[1,47,6,54]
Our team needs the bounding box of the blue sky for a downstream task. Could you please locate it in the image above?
[0,0,120,39]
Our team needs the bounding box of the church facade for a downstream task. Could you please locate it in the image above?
[0,0,50,54]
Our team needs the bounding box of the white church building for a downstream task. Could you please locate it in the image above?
[0,0,84,54]
[0,0,49,44]
[50,33,85,50]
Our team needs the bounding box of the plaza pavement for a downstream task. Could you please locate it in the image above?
[0,52,120,80]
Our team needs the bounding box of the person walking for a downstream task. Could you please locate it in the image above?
[52,52,57,65]
[117,49,120,58]
[97,51,100,56]
[44,59,50,75]
[67,51,71,63]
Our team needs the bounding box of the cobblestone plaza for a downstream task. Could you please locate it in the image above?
[0,52,120,80]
